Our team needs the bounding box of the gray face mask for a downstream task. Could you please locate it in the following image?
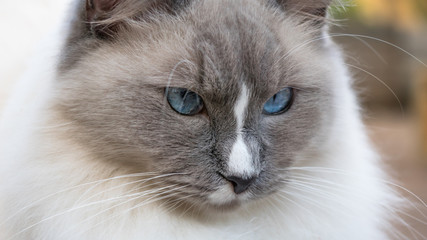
[56,0,337,210]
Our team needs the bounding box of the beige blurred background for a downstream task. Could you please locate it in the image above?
[1,0,426,238]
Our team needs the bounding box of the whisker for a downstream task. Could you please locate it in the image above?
[160,193,197,215]
[73,172,185,206]
[0,172,164,227]
[292,173,426,219]
[287,169,427,221]
[280,187,351,217]
[275,193,318,220]
[283,177,374,218]
[264,198,291,222]
[331,34,427,68]
[163,59,195,113]
[75,185,190,236]
[36,122,74,130]
[350,36,387,64]
[273,193,335,233]
[277,33,427,69]
[285,171,427,239]
[345,63,405,117]
[282,177,425,239]
[59,184,184,239]
[8,188,162,240]
[287,166,427,210]
[178,197,200,219]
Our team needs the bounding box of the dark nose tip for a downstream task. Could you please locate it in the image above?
[224,175,256,194]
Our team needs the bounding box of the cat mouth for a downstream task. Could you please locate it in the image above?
[206,183,253,209]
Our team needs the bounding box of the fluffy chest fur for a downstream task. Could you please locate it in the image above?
[0,0,396,239]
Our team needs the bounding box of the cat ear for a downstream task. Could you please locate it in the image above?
[84,0,189,38]
[85,0,130,38]
[86,0,120,22]
[276,0,332,24]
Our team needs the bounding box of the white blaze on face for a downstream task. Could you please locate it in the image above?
[227,84,255,177]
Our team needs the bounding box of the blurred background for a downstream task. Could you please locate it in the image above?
[0,0,426,238]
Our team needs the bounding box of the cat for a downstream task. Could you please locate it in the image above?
[0,0,400,239]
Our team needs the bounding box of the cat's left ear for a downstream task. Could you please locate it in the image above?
[85,0,129,38]
[275,0,332,25]
[85,0,190,38]
[86,0,120,22]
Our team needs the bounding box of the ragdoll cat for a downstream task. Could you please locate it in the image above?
[0,0,398,239]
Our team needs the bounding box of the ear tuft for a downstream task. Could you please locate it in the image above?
[86,0,120,22]
[84,0,191,39]
[85,0,124,38]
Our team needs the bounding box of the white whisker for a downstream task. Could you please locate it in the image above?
[0,172,163,227]
[287,166,427,210]
[277,33,427,69]
[59,184,184,239]
[345,63,405,117]
[73,172,185,206]
[76,185,189,236]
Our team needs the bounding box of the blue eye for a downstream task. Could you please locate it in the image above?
[166,88,204,115]
[263,87,294,115]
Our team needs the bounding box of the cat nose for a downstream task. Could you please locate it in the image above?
[224,175,256,194]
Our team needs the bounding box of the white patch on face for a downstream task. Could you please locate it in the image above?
[208,185,236,205]
[227,84,255,177]
[234,84,249,131]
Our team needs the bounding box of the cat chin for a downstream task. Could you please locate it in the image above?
[205,185,255,210]
[205,200,242,211]
[207,185,237,205]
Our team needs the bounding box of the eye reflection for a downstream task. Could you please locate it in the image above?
[166,88,204,115]
[263,87,294,115]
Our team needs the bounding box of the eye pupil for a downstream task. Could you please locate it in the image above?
[166,88,204,115]
[263,87,294,115]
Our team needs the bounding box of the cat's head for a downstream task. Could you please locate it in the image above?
[56,0,342,210]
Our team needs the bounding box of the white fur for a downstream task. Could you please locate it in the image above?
[227,84,256,177]
[208,185,236,205]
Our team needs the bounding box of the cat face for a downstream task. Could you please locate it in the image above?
[56,0,337,210]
